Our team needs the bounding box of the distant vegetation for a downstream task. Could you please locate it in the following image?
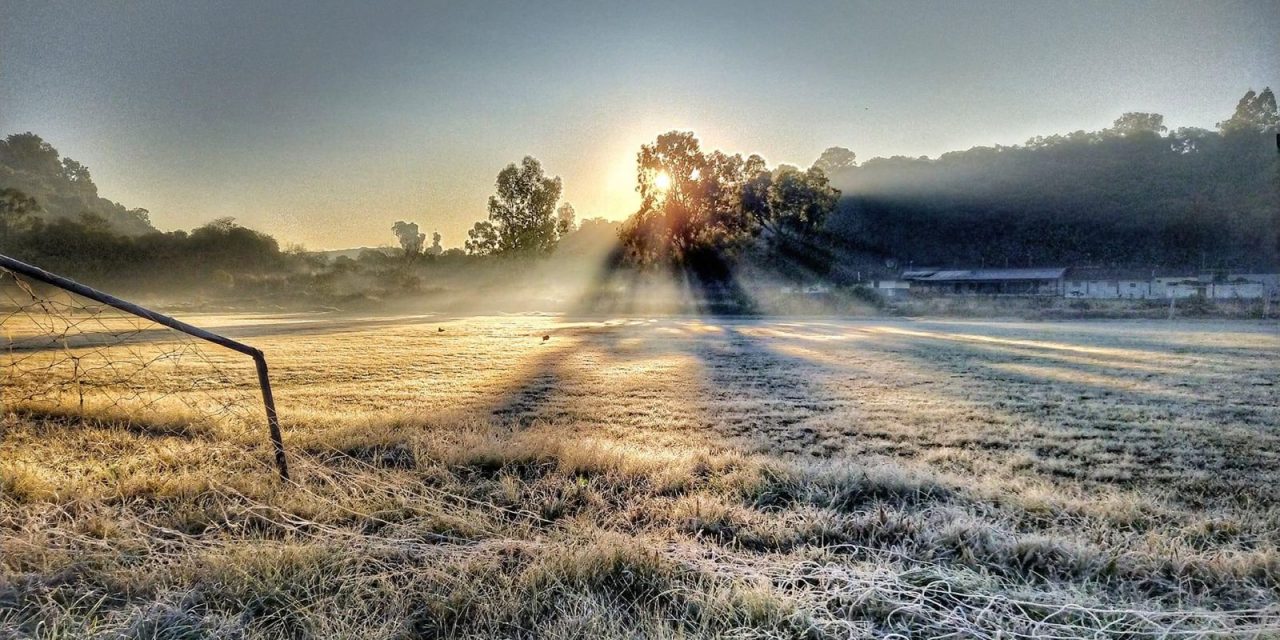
[1,88,1275,308]
[0,133,154,235]
[825,88,1280,270]
[0,136,618,307]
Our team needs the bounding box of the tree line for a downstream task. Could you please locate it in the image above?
[0,134,621,304]
[824,88,1280,271]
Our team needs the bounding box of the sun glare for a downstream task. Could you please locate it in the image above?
[654,171,672,192]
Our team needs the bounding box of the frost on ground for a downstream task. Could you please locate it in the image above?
[3,315,1279,638]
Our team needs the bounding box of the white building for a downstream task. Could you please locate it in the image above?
[1157,277,1202,299]
[884,266,1279,301]
[1064,269,1280,300]
[1217,274,1280,301]
[871,279,910,298]
[1064,269,1164,299]
[1207,279,1268,300]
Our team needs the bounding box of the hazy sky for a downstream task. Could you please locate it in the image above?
[2,1,1277,250]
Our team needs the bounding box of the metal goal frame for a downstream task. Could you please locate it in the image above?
[0,253,290,480]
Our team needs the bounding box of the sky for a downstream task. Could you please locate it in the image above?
[2,0,1277,250]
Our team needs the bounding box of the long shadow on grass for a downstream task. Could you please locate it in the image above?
[736,320,1280,510]
[474,269,1280,609]
[485,318,706,433]
[483,259,855,457]
[530,247,1279,511]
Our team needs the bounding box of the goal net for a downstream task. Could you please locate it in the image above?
[0,255,288,478]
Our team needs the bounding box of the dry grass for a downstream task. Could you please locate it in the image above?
[2,314,1279,638]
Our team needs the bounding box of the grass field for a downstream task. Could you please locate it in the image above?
[3,313,1280,638]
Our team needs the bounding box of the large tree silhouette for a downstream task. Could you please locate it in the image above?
[486,156,563,254]
[620,131,838,266]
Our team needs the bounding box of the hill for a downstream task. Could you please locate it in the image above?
[0,132,155,236]
[824,93,1280,270]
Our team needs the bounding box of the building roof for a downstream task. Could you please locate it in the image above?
[901,268,942,278]
[906,268,1066,282]
[1066,267,1185,281]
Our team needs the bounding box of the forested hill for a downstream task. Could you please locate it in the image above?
[0,133,155,235]
[825,95,1280,270]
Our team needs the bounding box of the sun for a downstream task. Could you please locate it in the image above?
[653,171,672,192]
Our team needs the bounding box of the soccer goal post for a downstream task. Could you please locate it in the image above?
[0,254,289,480]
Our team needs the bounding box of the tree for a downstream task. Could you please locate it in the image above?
[203,216,239,233]
[622,131,754,264]
[0,187,39,242]
[0,132,155,235]
[738,154,772,230]
[486,156,563,253]
[60,157,94,189]
[1218,88,1279,134]
[188,217,282,270]
[1108,112,1167,137]
[556,202,577,237]
[465,220,499,255]
[426,231,443,256]
[620,131,842,265]
[76,211,114,234]
[0,133,60,176]
[391,221,426,257]
[756,166,839,240]
[813,147,857,173]
[1170,127,1213,154]
[127,208,152,227]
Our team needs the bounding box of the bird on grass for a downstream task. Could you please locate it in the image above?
[542,334,550,342]
[438,327,445,333]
